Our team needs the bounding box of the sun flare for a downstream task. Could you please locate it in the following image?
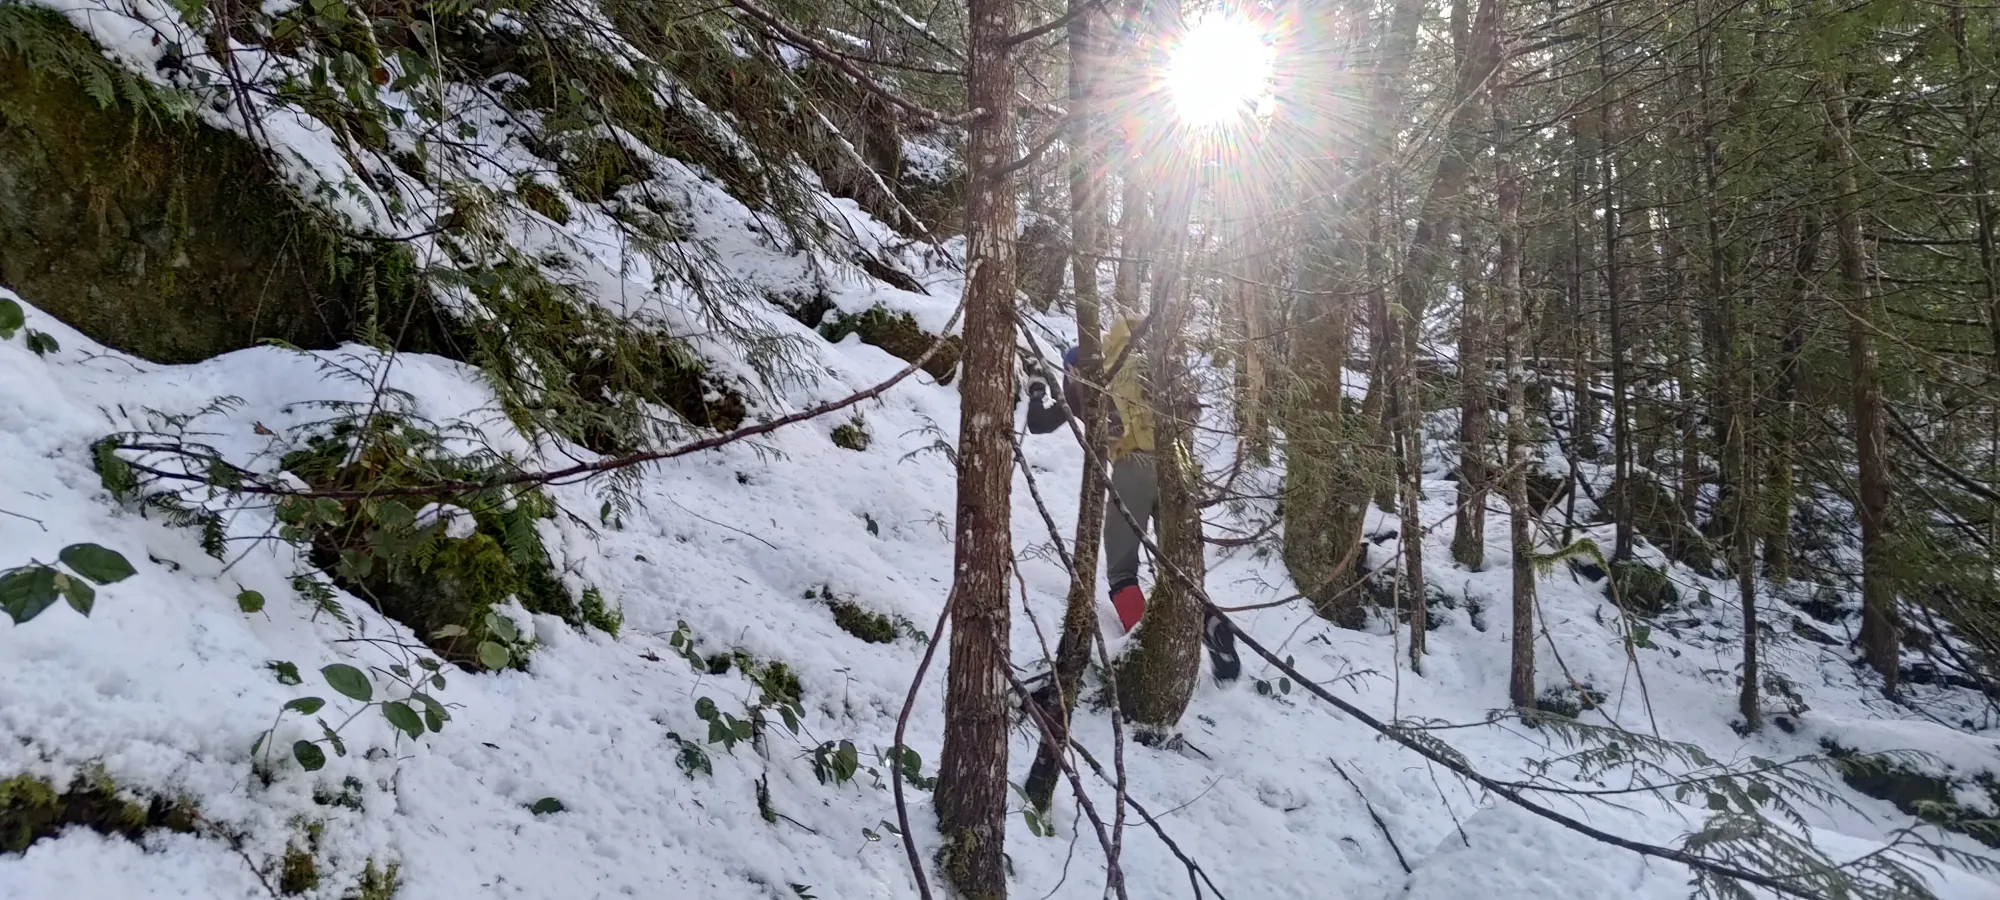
[1165,13,1273,127]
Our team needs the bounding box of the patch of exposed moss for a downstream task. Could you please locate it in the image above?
[831,415,871,451]
[0,5,453,364]
[1,768,200,855]
[279,842,320,895]
[808,585,923,644]
[515,180,571,225]
[345,860,400,900]
[821,305,961,385]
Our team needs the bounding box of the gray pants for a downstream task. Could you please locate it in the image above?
[1104,453,1158,592]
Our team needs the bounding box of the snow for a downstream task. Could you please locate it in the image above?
[4,273,1999,900]
[3,1,1999,895]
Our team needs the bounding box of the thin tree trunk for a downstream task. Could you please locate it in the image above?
[935,0,1018,888]
[1599,8,1633,562]
[1765,208,1818,583]
[1453,228,1490,571]
[1822,75,1899,695]
[1025,0,1109,814]
[1497,88,1536,709]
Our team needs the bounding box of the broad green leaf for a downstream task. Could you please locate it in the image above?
[423,706,445,733]
[55,572,94,616]
[268,661,303,685]
[237,590,266,613]
[477,641,510,670]
[485,612,519,643]
[285,697,326,715]
[529,797,564,815]
[1,565,62,624]
[322,663,373,702]
[372,500,416,529]
[382,701,424,739]
[24,330,58,356]
[58,544,136,585]
[294,740,327,771]
[0,297,22,339]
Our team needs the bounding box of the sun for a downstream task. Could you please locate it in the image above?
[1164,13,1273,127]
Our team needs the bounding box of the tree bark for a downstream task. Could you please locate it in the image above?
[1451,229,1490,571]
[935,0,1018,889]
[1822,75,1899,695]
[1497,88,1536,710]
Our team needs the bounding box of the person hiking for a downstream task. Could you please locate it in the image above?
[1023,315,1240,682]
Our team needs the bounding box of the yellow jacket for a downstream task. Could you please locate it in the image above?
[1102,316,1155,460]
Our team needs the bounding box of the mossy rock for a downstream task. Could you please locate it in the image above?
[0,7,453,364]
[1603,472,1716,575]
[1608,559,1679,616]
[1532,682,1607,720]
[821,305,962,385]
[1823,739,2000,849]
[1,768,199,855]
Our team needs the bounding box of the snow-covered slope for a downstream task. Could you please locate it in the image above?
[4,270,1999,900]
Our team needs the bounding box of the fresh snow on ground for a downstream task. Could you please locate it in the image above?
[3,273,1998,900]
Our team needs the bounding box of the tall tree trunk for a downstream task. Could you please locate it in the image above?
[935,0,1018,889]
[1024,0,1110,814]
[1822,75,1899,695]
[1497,88,1536,709]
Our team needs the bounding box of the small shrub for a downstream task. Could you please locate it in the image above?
[274,414,596,667]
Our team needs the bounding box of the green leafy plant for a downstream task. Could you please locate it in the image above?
[667,732,712,779]
[810,740,860,786]
[1,543,136,624]
[253,658,452,775]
